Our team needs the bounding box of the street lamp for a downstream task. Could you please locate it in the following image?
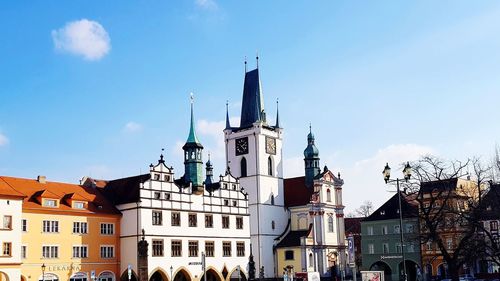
[382,162,411,281]
[41,263,46,281]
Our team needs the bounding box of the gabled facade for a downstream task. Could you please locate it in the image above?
[361,192,420,281]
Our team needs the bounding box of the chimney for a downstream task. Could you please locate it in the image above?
[37,175,46,184]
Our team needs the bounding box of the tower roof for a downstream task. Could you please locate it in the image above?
[304,125,319,158]
[240,68,265,128]
[185,94,202,146]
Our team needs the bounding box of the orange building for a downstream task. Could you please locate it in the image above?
[0,175,121,281]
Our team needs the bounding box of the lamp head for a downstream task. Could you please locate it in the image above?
[403,162,412,182]
[383,163,391,183]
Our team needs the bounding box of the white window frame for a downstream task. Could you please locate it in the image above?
[73,222,88,234]
[42,245,59,259]
[100,245,114,258]
[72,245,89,258]
[100,223,114,235]
[42,220,59,233]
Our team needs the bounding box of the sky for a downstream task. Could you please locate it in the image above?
[1,1,500,214]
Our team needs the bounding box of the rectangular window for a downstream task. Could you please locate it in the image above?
[189,241,199,257]
[236,241,245,257]
[426,242,432,251]
[223,241,231,257]
[22,219,27,232]
[368,244,374,254]
[408,243,415,253]
[232,200,237,207]
[236,217,243,229]
[73,202,85,209]
[205,215,213,228]
[100,223,114,235]
[222,216,230,229]
[172,212,181,226]
[100,246,114,258]
[189,213,197,227]
[394,225,400,234]
[2,242,11,256]
[152,211,163,225]
[382,243,389,254]
[382,226,388,235]
[395,243,402,253]
[171,240,182,257]
[406,224,414,233]
[367,226,374,235]
[154,192,161,200]
[152,240,164,257]
[2,216,12,229]
[73,222,88,234]
[42,246,59,258]
[43,199,57,207]
[285,250,294,260]
[224,199,229,206]
[205,241,214,257]
[491,221,498,231]
[72,246,88,258]
[43,220,59,233]
[164,192,171,200]
[21,245,27,259]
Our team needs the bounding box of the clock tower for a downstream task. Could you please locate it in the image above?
[224,62,288,278]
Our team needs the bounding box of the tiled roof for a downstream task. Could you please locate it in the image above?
[362,192,418,222]
[344,217,363,235]
[284,176,313,207]
[276,225,312,248]
[0,177,25,199]
[99,174,151,205]
[0,176,120,215]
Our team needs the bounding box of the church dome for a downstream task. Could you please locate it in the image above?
[304,131,319,158]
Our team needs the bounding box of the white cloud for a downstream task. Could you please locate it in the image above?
[195,0,218,10]
[123,122,143,133]
[0,133,8,146]
[341,144,436,214]
[52,19,111,61]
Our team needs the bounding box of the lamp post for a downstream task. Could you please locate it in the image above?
[383,162,412,281]
[41,263,46,281]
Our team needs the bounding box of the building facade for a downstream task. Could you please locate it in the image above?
[361,192,421,281]
[0,175,122,281]
[0,179,24,281]
[95,99,251,281]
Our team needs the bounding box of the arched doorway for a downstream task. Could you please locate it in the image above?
[38,273,59,281]
[120,270,138,281]
[0,271,9,281]
[229,267,247,281]
[150,270,168,281]
[173,270,191,281]
[200,269,222,281]
[98,271,115,281]
[370,261,392,281]
[399,261,419,281]
[21,275,28,281]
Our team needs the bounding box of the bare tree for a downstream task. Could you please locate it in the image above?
[406,156,490,281]
[354,200,373,217]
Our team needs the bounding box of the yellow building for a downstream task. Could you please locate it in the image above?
[0,176,121,281]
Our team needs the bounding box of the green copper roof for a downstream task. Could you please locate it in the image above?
[186,97,201,144]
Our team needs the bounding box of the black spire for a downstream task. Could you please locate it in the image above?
[239,61,265,128]
[275,98,280,128]
[225,100,231,130]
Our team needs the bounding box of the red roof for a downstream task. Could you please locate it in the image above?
[0,176,121,216]
[284,176,313,207]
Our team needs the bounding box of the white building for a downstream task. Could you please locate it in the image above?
[0,181,25,281]
[224,63,346,278]
[91,100,250,281]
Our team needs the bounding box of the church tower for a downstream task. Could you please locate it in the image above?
[225,59,288,278]
[304,126,321,188]
[182,95,204,194]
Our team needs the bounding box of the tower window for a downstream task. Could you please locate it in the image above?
[328,216,334,232]
[271,195,275,205]
[327,189,332,202]
[268,156,273,176]
[240,157,247,177]
[272,220,275,230]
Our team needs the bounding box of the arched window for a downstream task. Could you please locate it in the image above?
[272,220,275,230]
[309,253,314,267]
[271,194,275,205]
[328,216,334,232]
[327,189,332,202]
[240,157,247,177]
[268,156,273,176]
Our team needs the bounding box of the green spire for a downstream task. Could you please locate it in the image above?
[187,93,200,144]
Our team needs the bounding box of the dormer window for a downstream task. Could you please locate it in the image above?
[43,199,57,208]
[73,202,85,209]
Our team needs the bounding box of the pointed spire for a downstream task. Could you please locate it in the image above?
[186,93,200,143]
[275,98,280,128]
[225,100,231,129]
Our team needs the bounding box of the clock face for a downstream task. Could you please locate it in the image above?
[266,137,276,155]
[235,137,249,155]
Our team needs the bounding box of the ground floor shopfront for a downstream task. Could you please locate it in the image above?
[121,266,247,281]
[21,262,119,281]
[363,255,422,281]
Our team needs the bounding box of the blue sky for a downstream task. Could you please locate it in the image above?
[1,1,500,212]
